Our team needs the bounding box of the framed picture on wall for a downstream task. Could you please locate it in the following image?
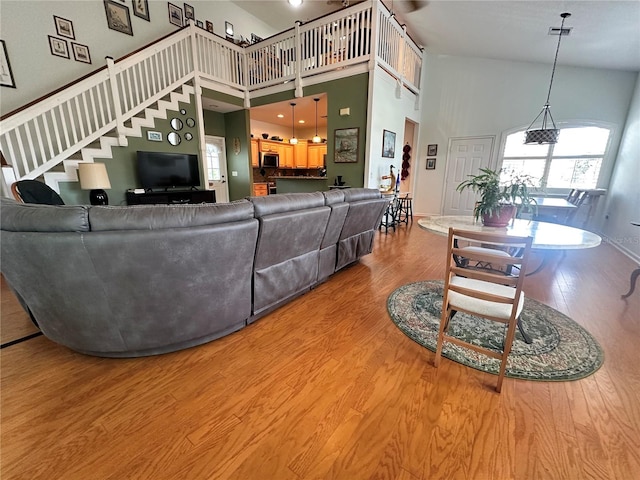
[168,3,183,27]
[0,40,16,88]
[147,131,162,142]
[71,43,91,64]
[427,144,438,156]
[104,0,134,36]
[184,3,195,20]
[382,129,396,158]
[48,36,70,59]
[426,158,436,170]
[206,21,213,33]
[334,128,359,163]
[54,16,75,40]
[133,0,150,21]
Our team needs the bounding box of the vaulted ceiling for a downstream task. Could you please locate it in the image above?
[232,0,640,72]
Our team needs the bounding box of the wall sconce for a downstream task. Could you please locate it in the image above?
[225,21,234,38]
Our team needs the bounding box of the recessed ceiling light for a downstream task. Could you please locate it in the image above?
[288,0,303,6]
[298,120,305,124]
[277,114,284,118]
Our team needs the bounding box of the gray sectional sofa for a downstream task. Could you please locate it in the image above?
[1,189,388,357]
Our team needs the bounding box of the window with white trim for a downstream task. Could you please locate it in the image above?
[500,126,610,190]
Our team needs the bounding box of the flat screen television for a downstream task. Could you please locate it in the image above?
[136,151,200,190]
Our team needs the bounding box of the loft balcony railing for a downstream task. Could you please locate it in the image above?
[0,0,422,193]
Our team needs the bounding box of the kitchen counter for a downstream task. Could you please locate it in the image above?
[274,177,328,194]
[272,176,327,180]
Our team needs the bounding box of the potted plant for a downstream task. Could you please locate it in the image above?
[456,168,537,227]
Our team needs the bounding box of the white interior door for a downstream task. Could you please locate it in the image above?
[205,135,229,204]
[442,136,495,216]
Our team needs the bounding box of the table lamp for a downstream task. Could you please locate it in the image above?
[78,162,111,205]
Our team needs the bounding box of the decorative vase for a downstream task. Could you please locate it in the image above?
[482,205,517,227]
[262,133,269,139]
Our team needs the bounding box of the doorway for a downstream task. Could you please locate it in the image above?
[205,135,229,204]
[441,136,495,216]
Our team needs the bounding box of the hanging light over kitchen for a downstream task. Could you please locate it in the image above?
[312,98,322,143]
[290,103,298,145]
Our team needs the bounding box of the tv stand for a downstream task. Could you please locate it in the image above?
[126,189,216,205]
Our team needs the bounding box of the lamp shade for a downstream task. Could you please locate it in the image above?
[525,128,560,145]
[78,163,111,190]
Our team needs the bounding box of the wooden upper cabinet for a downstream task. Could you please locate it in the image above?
[307,144,327,168]
[251,139,259,167]
[278,143,294,168]
[294,140,308,168]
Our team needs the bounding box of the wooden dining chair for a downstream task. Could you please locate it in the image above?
[435,227,533,392]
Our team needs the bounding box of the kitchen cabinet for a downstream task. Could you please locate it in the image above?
[294,140,308,168]
[307,144,327,168]
[259,140,279,153]
[251,139,259,167]
[278,143,294,168]
[253,183,268,196]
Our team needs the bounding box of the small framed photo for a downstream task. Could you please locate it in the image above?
[184,3,195,20]
[426,158,436,170]
[168,3,183,27]
[133,0,150,21]
[0,40,16,88]
[196,20,203,29]
[48,36,70,59]
[147,131,162,142]
[104,0,134,36]
[206,21,213,33]
[71,42,91,64]
[54,16,75,40]
[382,129,396,158]
[427,144,438,156]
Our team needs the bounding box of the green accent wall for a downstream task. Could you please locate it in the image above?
[59,98,201,206]
[250,73,369,189]
[203,110,226,137]
[224,109,252,200]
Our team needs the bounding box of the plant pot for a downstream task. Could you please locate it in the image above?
[482,205,517,227]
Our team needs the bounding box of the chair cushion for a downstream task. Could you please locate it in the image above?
[448,276,524,320]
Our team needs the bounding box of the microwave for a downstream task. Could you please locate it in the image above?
[261,153,279,168]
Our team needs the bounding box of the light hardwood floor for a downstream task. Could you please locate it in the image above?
[2,222,639,479]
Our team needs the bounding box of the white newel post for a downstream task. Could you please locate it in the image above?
[189,25,208,190]
[105,56,127,147]
[294,21,303,98]
[396,25,406,99]
[369,0,380,72]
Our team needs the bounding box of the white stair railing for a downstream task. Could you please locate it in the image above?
[0,0,422,190]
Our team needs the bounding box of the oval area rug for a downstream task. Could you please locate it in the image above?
[387,280,604,381]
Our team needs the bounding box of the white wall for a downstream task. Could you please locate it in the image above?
[414,54,638,217]
[366,68,421,191]
[0,0,277,115]
[601,73,640,262]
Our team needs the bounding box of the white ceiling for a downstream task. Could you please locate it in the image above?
[232,0,640,72]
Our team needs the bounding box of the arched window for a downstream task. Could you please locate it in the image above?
[499,125,611,190]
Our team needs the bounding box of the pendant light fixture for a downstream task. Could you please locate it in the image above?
[524,12,571,145]
[312,98,322,143]
[289,102,298,145]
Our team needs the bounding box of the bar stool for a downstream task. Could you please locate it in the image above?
[397,193,413,225]
[379,193,399,233]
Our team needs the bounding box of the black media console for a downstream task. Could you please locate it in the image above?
[126,189,216,205]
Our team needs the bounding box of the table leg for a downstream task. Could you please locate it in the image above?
[621,267,640,299]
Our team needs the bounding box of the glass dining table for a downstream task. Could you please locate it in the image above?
[418,215,602,274]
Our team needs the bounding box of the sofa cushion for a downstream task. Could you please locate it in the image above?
[88,200,254,231]
[323,189,345,205]
[0,198,89,232]
[342,187,382,202]
[249,192,325,217]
